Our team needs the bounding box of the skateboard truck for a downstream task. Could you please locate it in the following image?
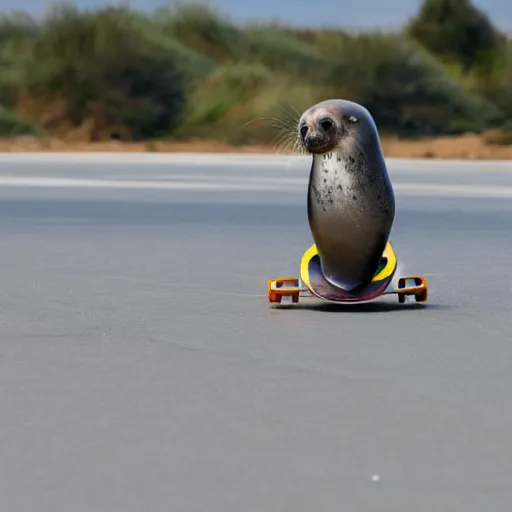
[268,277,301,305]
[395,276,428,303]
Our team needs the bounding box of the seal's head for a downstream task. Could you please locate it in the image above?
[298,99,377,155]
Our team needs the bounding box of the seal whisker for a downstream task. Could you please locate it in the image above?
[289,134,307,156]
[273,103,301,128]
[279,102,301,121]
[243,103,303,155]
[268,115,302,155]
[244,116,296,134]
[243,117,276,129]
[242,116,296,154]
[271,132,298,155]
[241,117,296,155]
[271,113,299,130]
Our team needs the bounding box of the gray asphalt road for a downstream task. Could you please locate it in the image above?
[1,153,511,511]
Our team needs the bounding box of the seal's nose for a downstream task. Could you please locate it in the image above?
[303,133,331,154]
[305,134,325,148]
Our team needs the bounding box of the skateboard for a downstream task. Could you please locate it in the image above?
[268,241,428,306]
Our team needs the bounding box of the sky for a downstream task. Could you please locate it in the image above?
[1,0,511,33]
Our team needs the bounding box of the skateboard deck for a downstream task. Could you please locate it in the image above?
[267,241,427,306]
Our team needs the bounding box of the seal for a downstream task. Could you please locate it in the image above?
[298,99,395,293]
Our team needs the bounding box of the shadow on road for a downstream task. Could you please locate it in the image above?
[275,300,452,314]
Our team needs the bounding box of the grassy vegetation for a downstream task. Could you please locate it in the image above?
[0,0,511,147]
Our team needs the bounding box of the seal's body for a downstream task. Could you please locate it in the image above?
[298,99,395,292]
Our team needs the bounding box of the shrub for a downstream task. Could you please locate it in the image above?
[0,12,39,106]
[155,3,242,63]
[0,105,39,136]
[175,62,327,146]
[479,41,512,120]
[317,33,502,135]
[239,26,331,82]
[16,4,187,141]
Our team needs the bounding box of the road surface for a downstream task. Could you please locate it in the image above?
[0,153,511,511]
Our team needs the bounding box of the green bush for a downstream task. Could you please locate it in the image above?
[0,105,39,135]
[175,62,327,146]
[18,4,187,140]
[179,63,273,127]
[127,9,217,82]
[479,41,512,120]
[155,3,242,63]
[317,33,501,135]
[0,11,39,43]
[0,12,38,106]
[239,26,331,82]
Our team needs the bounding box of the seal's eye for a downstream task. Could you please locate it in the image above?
[348,116,358,123]
[320,118,333,131]
[300,124,308,137]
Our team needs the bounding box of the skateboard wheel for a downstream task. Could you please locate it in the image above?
[268,278,300,305]
[415,289,428,303]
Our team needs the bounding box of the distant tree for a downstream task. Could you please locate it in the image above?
[407,0,506,70]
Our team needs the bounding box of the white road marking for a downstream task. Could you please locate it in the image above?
[0,176,512,198]
[0,152,511,173]
[0,152,299,167]
[0,176,286,191]
[394,182,512,198]
[0,175,510,198]
[1,168,509,195]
